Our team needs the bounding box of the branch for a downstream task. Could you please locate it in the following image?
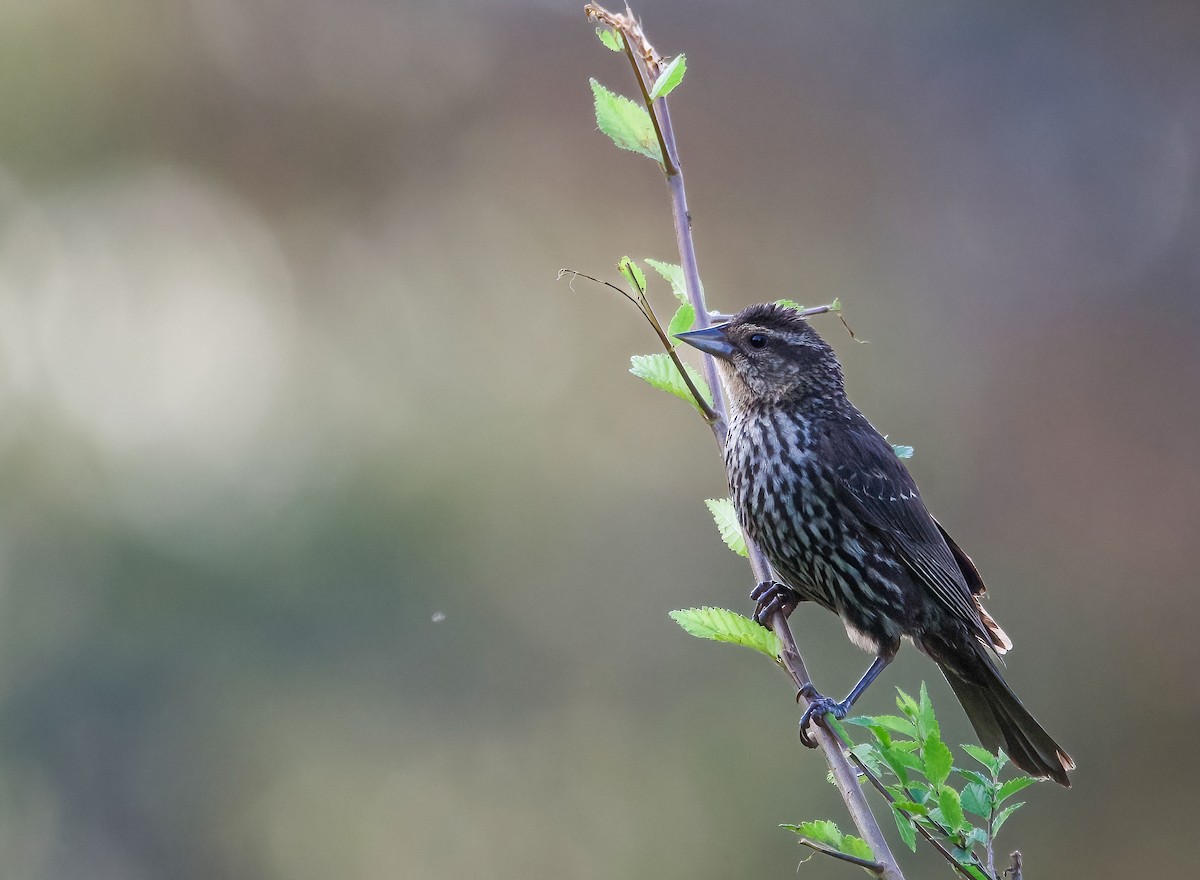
[585,6,904,879]
[795,839,885,874]
[842,745,992,880]
[1003,851,1022,880]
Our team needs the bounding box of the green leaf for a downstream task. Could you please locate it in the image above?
[960,782,990,818]
[991,801,1023,836]
[960,744,1002,777]
[892,445,915,459]
[938,785,966,834]
[629,353,713,414]
[648,54,687,99]
[846,714,916,738]
[950,847,975,866]
[596,27,622,51]
[963,827,989,849]
[878,742,915,784]
[618,255,647,292]
[783,820,842,850]
[923,733,953,787]
[847,743,884,779]
[589,79,663,163]
[703,498,748,558]
[957,769,991,789]
[917,682,939,741]
[775,298,804,311]
[995,776,1037,805]
[891,799,928,816]
[667,302,696,338]
[644,258,689,302]
[840,835,874,862]
[669,607,780,659]
[895,688,919,719]
[890,804,918,852]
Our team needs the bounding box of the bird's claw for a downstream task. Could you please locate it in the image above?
[798,694,849,748]
[794,681,818,704]
[750,581,800,626]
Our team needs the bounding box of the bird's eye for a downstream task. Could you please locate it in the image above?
[747,333,768,349]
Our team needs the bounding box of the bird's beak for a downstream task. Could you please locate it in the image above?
[674,323,736,360]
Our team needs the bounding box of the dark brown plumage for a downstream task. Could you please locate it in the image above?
[677,303,1074,786]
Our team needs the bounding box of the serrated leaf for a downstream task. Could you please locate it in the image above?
[886,743,924,773]
[938,786,966,834]
[895,688,919,719]
[995,776,1037,805]
[669,607,780,659]
[596,27,622,51]
[891,799,928,816]
[963,827,989,849]
[918,682,939,741]
[950,847,975,866]
[923,733,953,787]
[890,804,917,852]
[960,744,1002,776]
[892,445,915,459]
[878,743,913,784]
[957,768,991,789]
[847,743,883,779]
[784,820,842,850]
[667,302,695,337]
[840,835,874,862]
[590,79,663,162]
[629,353,713,414]
[648,54,687,99]
[991,801,1023,836]
[618,256,646,292]
[846,714,916,738]
[775,298,804,311]
[644,258,689,302]
[960,782,990,818]
[703,498,748,558]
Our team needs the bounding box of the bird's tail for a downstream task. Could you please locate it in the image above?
[930,638,1074,787]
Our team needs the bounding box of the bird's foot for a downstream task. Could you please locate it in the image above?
[798,693,850,749]
[750,581,801,626]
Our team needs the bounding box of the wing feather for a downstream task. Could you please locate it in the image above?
[818,416,993,646]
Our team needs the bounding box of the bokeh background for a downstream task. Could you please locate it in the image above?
[1,0,1198,877]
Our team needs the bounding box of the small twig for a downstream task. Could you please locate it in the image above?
[795,839,885,874]
[1003,851,1022,880]
[840,744,990,880]
[557,267,719,423]
[986,781,997,877]
[587,5,676,176]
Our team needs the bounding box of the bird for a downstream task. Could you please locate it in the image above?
[676,303,1074,786]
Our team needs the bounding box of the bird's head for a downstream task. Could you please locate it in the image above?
[675,302,845,410]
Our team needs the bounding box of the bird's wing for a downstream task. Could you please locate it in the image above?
[934,517,985,596]
[818,418,992,645]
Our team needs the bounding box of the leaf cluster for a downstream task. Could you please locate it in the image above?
[835,686,1040,877]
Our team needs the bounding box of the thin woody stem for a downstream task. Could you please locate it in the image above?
[796,839,885,873]
[841,744,992,880]
[585,6,904,879]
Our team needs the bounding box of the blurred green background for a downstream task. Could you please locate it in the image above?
[1,0,1198,877]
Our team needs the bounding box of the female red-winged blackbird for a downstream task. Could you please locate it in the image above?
[677,303,1074,786]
